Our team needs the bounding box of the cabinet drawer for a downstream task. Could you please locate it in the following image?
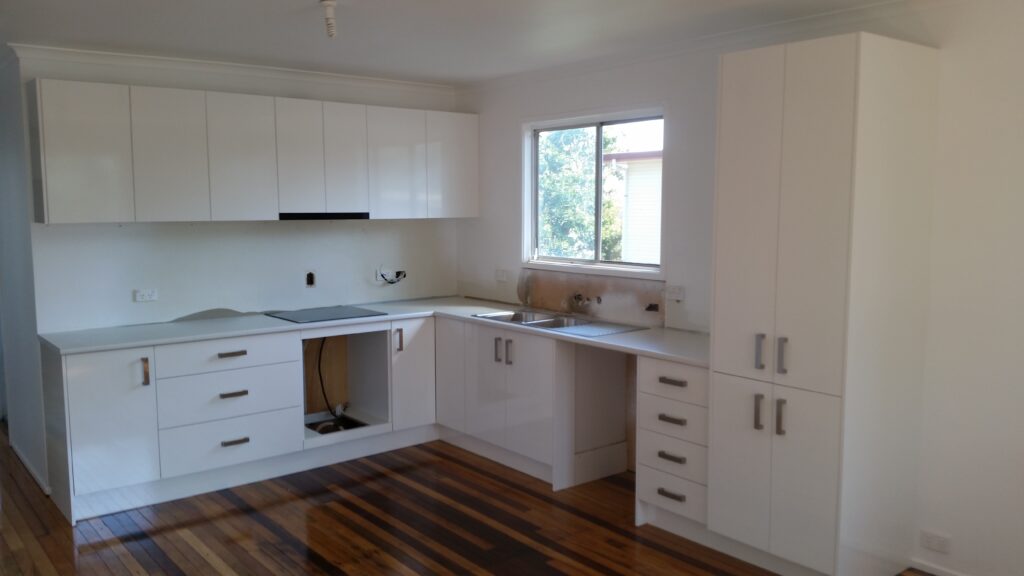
[637,465,707,524]
[159,407,303,478]
[157,362,302,429]
[637,357,708,406]
[637,429,707,485]
[156,332,300,378]
[637,393,708,445]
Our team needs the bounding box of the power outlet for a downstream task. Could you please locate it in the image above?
[305,270,317,288]
[133,288,159,303]
[495,268,510,283]
[920,530,951,554]
[666,284,684,302]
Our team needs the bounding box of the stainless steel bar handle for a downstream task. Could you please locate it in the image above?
[658,414,687,427]
[219,390,249,399]
[505,339,513,365]
[657,450,687,465]
[754,393,765,430]
[221,437,251,447]
[657,487,686,503]
[142,357,151,386]
[218,350,248,359]
[396,328,405,352]
[776,337,788,375]
[658,376,688,388]
[754,333,766,370]
[776,398,787,436]
[494,337,503,363]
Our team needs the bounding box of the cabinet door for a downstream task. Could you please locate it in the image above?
[505,332,555,464]
[773,35,857,397]
[711,45,785,381]
[435,317,466,432]
[769,385,842,574]
[66,347,159,494]
[465,323,506,448]
[36,79,134,223]
[324,102,369,213]
[391,318,436,430]
[207,91,278,220]
[367,106,427,219]
[707,373,773,551]
[276,97,326,213]
[132,86,211,222]
[427,111,478,218]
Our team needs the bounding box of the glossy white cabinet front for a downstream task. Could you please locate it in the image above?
[367,106,428,219]
[324,102,370,213]
[391,317,436,430]
[131,86,211,222]
[33,79,135,224]
[276,97,326,214]
[66,347,160,495]
[207,91,279,221]
[434,317,467,432]
[466,323,507,448]
[426,111,479,218]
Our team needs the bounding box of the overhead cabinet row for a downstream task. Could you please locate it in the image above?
[28,78,478,224]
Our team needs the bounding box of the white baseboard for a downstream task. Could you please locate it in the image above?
[438,432,552,483]
[911,558,973,576]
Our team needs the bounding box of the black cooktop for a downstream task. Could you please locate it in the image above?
[266,305,386,324]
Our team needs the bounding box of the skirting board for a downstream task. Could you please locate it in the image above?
[910,558,973,576]
[69,424,441,524]
[573,441,628,485]
[638,501,822,576]
[438,430,552,484]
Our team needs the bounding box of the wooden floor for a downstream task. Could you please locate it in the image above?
[0,425,927,575]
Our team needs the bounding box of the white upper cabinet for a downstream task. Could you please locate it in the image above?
[276,97,326,214]
[711,45,785,382]
[367,106,427,219]
[324,102,370,214]
[207,91,279,221]
[131,86,211,222]
[32,79,134,223]
[772,35,857,398]
[427,111,478,218]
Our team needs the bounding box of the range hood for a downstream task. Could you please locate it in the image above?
[279,212,369,220]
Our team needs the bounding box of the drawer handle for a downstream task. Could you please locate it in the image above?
[754,333,766,370]
[776,398,787,436]
[754,393,765,430]
[505,339,513,366]
[396,328,405,352]
[657,487,686,503]
[220,437,251,447]
[218,350,248,359]
[141,357,151,386]
[219,390,249,399]
[658,376,688,388]
[657,450,687,465]
[658,414,687,427]
[494,337,503,363]
[776,337,789,375]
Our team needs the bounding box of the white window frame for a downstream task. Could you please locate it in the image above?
[522,109,665,280]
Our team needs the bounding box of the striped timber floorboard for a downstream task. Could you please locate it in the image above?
[0,425,930,575]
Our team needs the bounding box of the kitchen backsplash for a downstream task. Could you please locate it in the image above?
[516,268,665,327]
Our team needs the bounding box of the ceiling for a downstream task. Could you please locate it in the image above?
[0,0,895,85]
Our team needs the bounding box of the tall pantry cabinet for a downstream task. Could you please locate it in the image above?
[709,33,937,575]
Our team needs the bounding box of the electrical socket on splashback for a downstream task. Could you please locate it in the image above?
[920,530,951,554]
[495,268,510,283]
[133,289,159,303]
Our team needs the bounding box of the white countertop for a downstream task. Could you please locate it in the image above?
[39,296,709,367]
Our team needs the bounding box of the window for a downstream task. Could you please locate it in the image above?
[532,117,663,269]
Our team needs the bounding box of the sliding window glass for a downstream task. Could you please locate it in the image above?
[533,117,663,268]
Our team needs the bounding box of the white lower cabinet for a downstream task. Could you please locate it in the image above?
[635,356,710,525]
[465,323,559,465]
[708,372,841,574]
[160,407,303,478]
[66,347,160,495]
[391,318,436,430]
[434,317,467,432]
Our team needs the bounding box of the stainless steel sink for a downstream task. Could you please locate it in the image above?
[523,316,592,328]
[472,310,558,323]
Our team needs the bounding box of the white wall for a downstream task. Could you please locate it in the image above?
[33,220,457,333]
[459,1,1024,574]
[0,48,48,486]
